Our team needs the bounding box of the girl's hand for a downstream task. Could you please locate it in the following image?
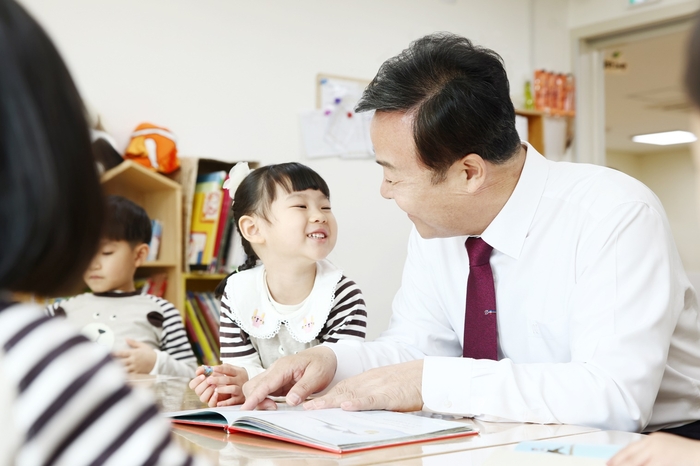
[188,364,249,407]
[207,364,249,407]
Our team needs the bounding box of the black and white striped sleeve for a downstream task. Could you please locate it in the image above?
[149,296,197,377]
[0,302,206,465]
[319,276,367,343]
[220,291,265,378]
[44,298,70,317]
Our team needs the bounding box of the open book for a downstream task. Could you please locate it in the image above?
[164,405,478,454]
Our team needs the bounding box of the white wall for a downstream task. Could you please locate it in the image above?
[568,0,699,30]
[607,149,700,279]
[19,0,569,339]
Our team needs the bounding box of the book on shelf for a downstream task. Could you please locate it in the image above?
[192,292,220,343]
[183,312,205,363]
[184,298,217,365]
[137,272,168,298]
[210,174,233,272]
[164,405,478,454]
[223,227,246,273]
[186,291,219,363]
[147,219,163,262]
[188,171,227,269]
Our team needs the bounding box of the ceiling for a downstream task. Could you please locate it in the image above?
[604,29,692,153]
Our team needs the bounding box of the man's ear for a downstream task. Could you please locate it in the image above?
[459,153,487,194]
[134,243,149,268]
[239,215,264,245]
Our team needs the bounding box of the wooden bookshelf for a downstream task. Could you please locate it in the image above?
[101,161,183,311]
[169,157,258,308]
[181,272,228,311]
[515,108,575,156]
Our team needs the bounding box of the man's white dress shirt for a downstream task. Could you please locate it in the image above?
[327,144,700,432]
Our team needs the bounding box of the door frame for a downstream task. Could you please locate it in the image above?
[571,2,699,165]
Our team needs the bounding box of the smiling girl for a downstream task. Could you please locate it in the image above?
[189,162,367,406]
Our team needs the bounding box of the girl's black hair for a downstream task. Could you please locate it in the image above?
[0,0,104,296]
[214,162,330,297]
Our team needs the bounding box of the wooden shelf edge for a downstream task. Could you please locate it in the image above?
[516,108,575,118]
[101,160,182,190]
[140,261,178,268]
[183,272,229,280]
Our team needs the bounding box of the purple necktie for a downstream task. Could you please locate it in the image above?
[463,237,498,360]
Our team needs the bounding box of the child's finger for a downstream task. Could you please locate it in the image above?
[214,384,242,396]
[207,390,218,408]
[206,375,238,387]
[216,393,245,407]
[198,385,216,404]
[213,364,239,377]
[188,375,205,389]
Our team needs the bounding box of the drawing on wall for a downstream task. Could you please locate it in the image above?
[299,74,374,159]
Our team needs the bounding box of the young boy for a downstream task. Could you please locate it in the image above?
[46,195,197,377]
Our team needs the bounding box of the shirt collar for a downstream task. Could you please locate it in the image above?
[481,142,549,260]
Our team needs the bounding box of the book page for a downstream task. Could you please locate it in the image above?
[165,406,476,450]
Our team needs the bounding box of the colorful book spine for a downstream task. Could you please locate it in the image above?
[184,298,216,365]
[188,171,226,266]
[211,177,233,271]
[193,292,221,362]
[182,310,204,363]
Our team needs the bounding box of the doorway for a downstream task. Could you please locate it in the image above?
[572,5,700,289]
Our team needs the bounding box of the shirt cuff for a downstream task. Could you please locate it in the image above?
[422,356,475,415]
[149,349,163,376]
[323,341,365,388]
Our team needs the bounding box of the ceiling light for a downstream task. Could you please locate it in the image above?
[631,130,697,145]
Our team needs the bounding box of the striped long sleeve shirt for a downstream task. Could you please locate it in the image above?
[0,300,206,466]
[220,274,367,379]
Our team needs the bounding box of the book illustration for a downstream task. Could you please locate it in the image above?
[201,190,222,222]
[165,405,478,454]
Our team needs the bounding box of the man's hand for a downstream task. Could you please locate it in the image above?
[241,346,337,410]
[607,432,700,466]
[113,339,157,374]
[304,359,424,412]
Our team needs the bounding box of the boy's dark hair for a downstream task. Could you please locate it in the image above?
[104,195,152,246]
[0,0,104,296]
[215,162,330,297]
[356,32,522,182]
[686,15,700,108]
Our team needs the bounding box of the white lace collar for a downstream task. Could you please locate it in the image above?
[223,260,343,343]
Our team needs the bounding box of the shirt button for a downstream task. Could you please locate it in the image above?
[445,401,452,409]
[278,345,285,355]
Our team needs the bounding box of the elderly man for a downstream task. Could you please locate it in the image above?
[242,33,700,435]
